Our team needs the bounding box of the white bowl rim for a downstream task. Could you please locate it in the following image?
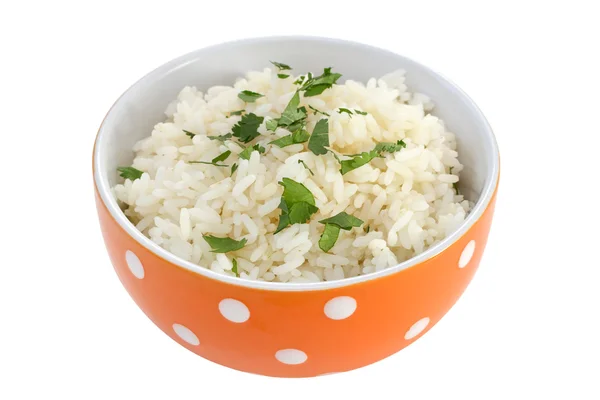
[93,35,499,292]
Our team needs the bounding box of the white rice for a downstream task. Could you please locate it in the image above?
[113,66,472,282]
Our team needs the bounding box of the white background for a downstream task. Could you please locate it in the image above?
[1,1,599,399]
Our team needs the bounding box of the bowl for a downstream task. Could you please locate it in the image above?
[93,36,499,377]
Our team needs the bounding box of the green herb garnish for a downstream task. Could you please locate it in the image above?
[229,110,245,116]
[207,133,233,142]
[232,258,239,276]
[300,67,342,97]
[365,225,370,233]
[298,160,314,176]
[266,119,279,132]
[449,167,460,194]
[189,150,231,167]
[338,108,353,116]
[373,140,406,153]
[231,113,264,143]
[319,224,341,252]
[354,109,368,115]
[339,150,378,175]
[277,74,290,79]
[309,105,330,116]
[117,167,144,181]
[239,143,266,160]
[269,127,309,148]
[318,211,364,252]
[307,119,329,155]
[203,235,247,253]
[340,140,406,174]
[183,130,196,138]
[275,178,318,233]
[231,163,238,175]
[238,90,264,103]
[271,61,292,71]
[278,91,307,127]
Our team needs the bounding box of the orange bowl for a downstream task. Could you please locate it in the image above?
[93,37,499,377]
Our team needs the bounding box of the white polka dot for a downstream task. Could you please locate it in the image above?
[404,317,430,340]
[125,250,144,279]
[459,240,476,268]
[324,296,357,320]
[275,349,307,365]
[172,323,200,346]
[219,299,250,323]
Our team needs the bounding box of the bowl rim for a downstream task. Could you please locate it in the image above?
[93,35,500,292]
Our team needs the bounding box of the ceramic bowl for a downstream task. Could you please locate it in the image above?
[93,36,499,377]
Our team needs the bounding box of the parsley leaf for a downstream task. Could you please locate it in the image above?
[319,212,364,230]
[266,119,279,131]
[354,109,368,115]
[301,68,342,97]
[231,163,238,175]
[339,150,378,175]
[278,92,306,127]
[365,225,370,233]
[239,143,266,160]
[277,74,290,79]
[269,127,309,148]
[232,258,239,276]
[183,130,196,138]
[338,108,353,116]
[373,140,406,154]
[203,235,247,253]
[308,119,329,155]
[231,113,264,143]
[238,90,264,103]
[275,178,318,233]
[319,224,341,252]
[280,178,315,206]
[212,150,231,163]
[189,161,228,167]
[271,61,292,71]
[207,133,233,142]
[229,110,245,116]
[117,166,143,181]
[298,160,314,176]
[293,75,306,85]
[309,105,330,116]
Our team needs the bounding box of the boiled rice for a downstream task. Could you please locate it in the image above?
[113,66,472,283]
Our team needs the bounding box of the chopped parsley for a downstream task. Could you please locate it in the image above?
[340,140,406,175]
[307,119,329,155]
[309,105,330,116]
[270,61,292,71]
[239,143,266,160]
[275,178,318,233]
[231,163,238,175]
[277,74,290,79]
[354,109,368,115]
[269,127,309,148]
[374,140,406,153]
[365,225,370,233]
[238,90,264,103]
[278,91,307,127]
[265,119,279,131]
[207,133,233,142]
[339,150,378,175]
[449,167,460,194]
[232,258,239,276]
[300,67,342,97]
[338,108,353,117]
[298,160,314,176]
[203,235,247,253]
[319,224,341,252]
[318,211,364,252]
[231,113,264,143]
[229,110,245,116]
[183,129,196,138]
[117,166,143,181]
[189,150,231,167]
